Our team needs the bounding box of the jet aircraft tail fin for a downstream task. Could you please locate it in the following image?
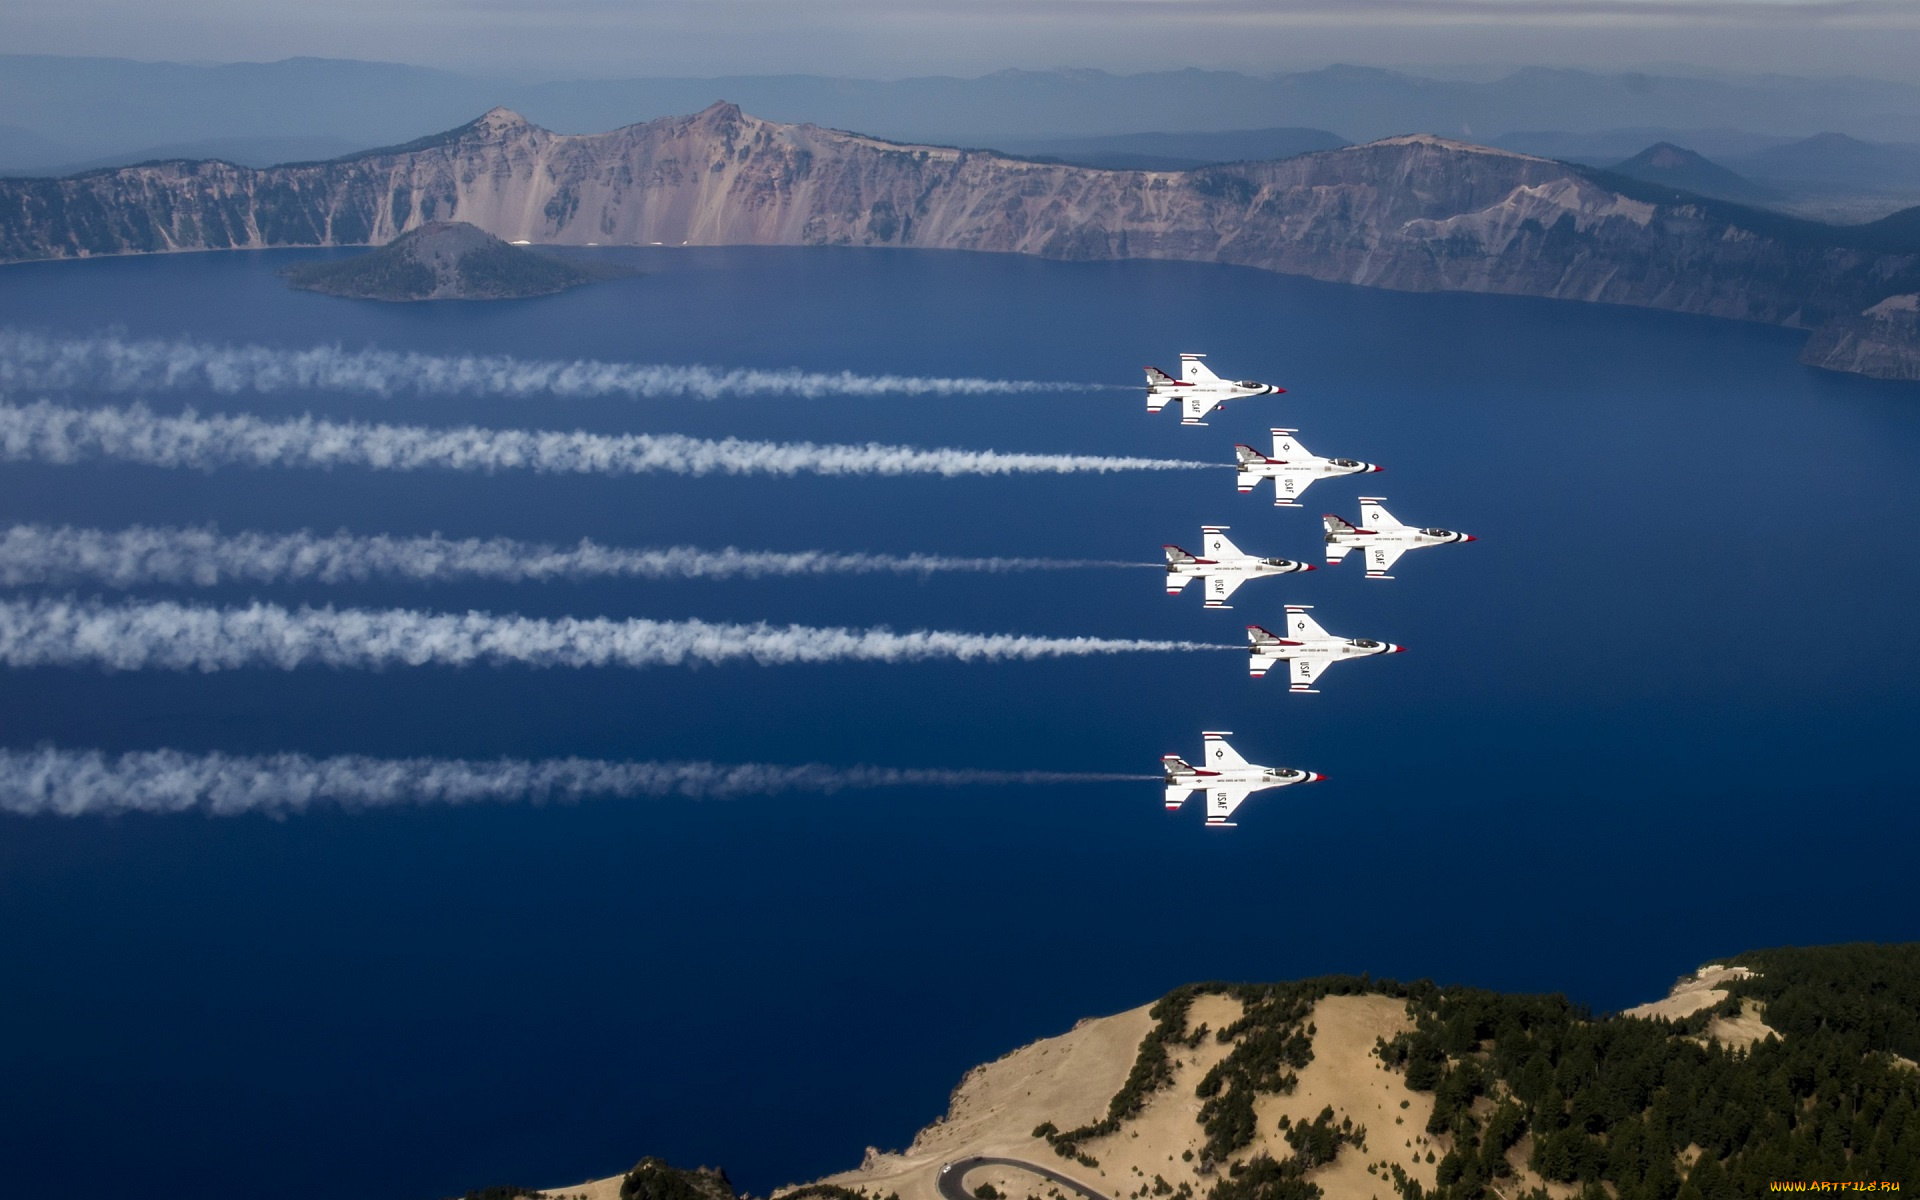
[1144,365,1178,388]
[1322,514,1357,565]
[1164,544,1197,594]
[1246,624,1284,677]
[1234,443,1268,467]
[1162,754,1197,809]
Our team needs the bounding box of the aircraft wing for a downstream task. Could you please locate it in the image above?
[1364,543,1408,578]
[1182,394,1216,425]
[1288,656,1332,693]
[1273,470,1313,506]
[1202,733,1250,770]
[1204,573,1247,608]
[1360,499,1399,530]
[1205,785,1254,827]
[1285,607,1330,640]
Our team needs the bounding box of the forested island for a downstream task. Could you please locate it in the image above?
[282,221,633,300]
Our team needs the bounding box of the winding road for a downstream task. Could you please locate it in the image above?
[936,1156,1116,1200]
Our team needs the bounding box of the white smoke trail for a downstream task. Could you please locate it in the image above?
[0,329,1110,400]
[0,524,1150,588]
[0,746,1154,817]
[0,596,1229,673]
[0,401,1214,478]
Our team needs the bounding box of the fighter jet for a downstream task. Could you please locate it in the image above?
[1246,604,1403,693]
[1162,730,1324,828]
[1324,497,1476,579]
[1235,429,1380,507]
[1144,353,1284,426]
[1165,526,1314,609]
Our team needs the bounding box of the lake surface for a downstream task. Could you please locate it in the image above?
[0,245,1915,1200]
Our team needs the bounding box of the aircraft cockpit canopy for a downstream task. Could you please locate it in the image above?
[1420,527,1455,538]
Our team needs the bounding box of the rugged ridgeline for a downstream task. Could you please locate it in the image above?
[518,945,1919,1200]
[4,104,1920,379]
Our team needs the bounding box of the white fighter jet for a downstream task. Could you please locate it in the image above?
[1246,604,1403,693]
[1144,353,1284,426]
[1164,526,1314,609]
[1324,497,1476,580]
[1235,429,1380,507]
[1162,731,1324,828]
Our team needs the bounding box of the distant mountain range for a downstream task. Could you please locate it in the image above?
[989,128,1350,172]
[1476,128,1918,225]
[1,103,1915,382]
[1605,143,1779,205]
[6,54,1920,171]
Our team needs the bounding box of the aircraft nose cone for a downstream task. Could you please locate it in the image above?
[1462,534,1478,542]
[1302,563,1317,571]
[1309,772,1326,783]
[1389,644,1406,653]
[1368,464,1384,473]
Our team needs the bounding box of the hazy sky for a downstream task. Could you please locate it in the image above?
[6,0,1920,80]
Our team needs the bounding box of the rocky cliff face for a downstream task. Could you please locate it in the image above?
[1800,293,1920,380]
[5,103,1918,377]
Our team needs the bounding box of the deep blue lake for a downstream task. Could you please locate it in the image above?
[0,245,1916,1200]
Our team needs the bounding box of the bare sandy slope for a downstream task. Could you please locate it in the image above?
[812,999,1165,1200]
[1255,994,1441,1200]
[793,993,1440,1200]
[1622,965,1755,1021]
[545,1003,1160,1200]
[1620,964,1780,1051]
[534,1176,619,1200]
[543,964,1793,1200]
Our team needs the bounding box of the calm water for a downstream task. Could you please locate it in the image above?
[0,246,1915,1200]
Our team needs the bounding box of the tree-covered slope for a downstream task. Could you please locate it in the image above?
[478,944,1919,1200]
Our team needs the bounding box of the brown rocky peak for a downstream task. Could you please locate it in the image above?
[687,101,749,134]
[474,107,536,136]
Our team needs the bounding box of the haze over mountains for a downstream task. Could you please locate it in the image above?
[6,53,1920,177]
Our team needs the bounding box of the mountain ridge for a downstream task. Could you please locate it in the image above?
[1,102,1916,380]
